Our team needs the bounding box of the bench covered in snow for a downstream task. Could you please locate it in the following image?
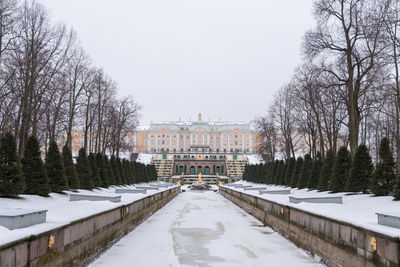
[115,188,147,194]
[69,194,121,203]
[289,196,342,204]
[259,189,291,195]
[0,208,47,230]
[244,187,267,191]
[376,212,400,229]
[136,186,160,190]
[150,184,170,188]
[232,185,252,188]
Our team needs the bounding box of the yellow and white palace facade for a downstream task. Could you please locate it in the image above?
[133,115,259,180]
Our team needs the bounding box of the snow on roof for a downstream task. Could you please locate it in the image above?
[137,120,254,132]
[247,154,264,165]
[136,153,153,165]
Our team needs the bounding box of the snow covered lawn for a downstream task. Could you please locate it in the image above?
[0,183,176,247]
[90,189,323,267]
[225,181,400,238]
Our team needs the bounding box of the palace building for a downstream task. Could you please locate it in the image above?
[133,114,259,181]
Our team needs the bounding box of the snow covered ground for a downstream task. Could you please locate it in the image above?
[224,181,400,238]
[0,183,176,246]
[90,189,323,267]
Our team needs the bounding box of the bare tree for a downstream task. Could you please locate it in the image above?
[253,115,276,161]
[303,0,389,157]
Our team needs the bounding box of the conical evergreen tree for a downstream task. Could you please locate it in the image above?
[117,157,126,184]
[103,155,115,186]
[266,162,274,184]
[279,160,287,185]
[150,165,158,180]
[96,153,108,187]
[88,153,101,187]
[285,157,296,185]
[76,148,94,190]
[345,144,373,193]
[273,160,280,184]
[308,152,322,189]
[123,159,132,184]
[318,149,334,191]
[129,162,137,184]
[62,145,79,189]
[110,156,121,185]
[329,146,351,193]
[0,133,26,196]
[371,137,396,196]
[394,173,400,200]
[243,165,249,181]
[132,161,139,183]
[290,157,303,188]
[22,136,50,196]
[261,164,267,184]
[298,154,312,189]
[46,140,68,193]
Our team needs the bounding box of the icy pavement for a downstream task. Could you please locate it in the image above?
[90,191,323,267]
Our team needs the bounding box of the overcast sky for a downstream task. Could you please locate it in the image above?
[38,0,314,125]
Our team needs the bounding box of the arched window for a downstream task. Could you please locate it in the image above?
[197,166,202,174]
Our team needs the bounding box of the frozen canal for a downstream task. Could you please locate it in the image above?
[90,191,323,267]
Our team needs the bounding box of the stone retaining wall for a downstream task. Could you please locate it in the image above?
[0,186,180,267]
[220,186,399,267]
